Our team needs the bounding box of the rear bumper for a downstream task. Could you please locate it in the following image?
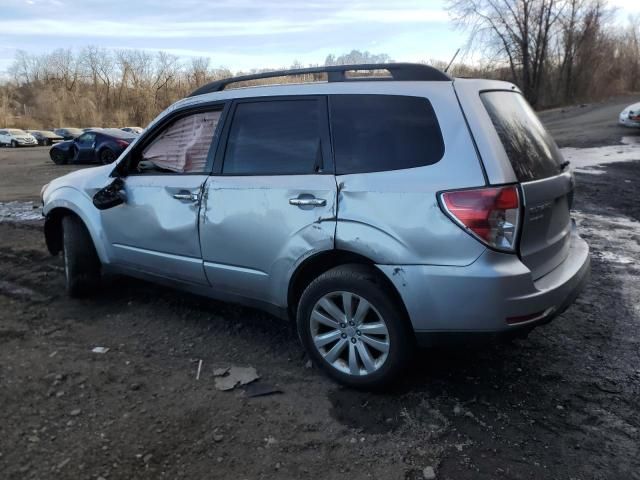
[377,224,590,343]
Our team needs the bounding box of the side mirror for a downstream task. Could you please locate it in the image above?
[93,177,127,210]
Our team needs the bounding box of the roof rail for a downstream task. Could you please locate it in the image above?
[188,63,451,97]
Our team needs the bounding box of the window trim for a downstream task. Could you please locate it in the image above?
[213,95,334,176]
[112,100,230,177]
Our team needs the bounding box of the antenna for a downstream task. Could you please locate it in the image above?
[444,48,461,73]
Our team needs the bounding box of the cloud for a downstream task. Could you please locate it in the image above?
[0,2,450,39]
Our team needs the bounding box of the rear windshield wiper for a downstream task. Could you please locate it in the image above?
[559,160,570,171]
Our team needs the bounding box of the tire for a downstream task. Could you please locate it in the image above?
[297,264,413,390]
[62,215,101,297]
[50,150,67,165]
[11,140,17,148]
[100,149,117,164]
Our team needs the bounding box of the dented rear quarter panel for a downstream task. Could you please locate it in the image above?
[335,84,488,266]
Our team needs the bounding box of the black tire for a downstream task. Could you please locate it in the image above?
[297,264,413,390]
[50,149,67,165]
[62,215,101,297]
[11,140,17,148]
[100,149,117,164]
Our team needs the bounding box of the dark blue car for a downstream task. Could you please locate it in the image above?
[49,128,136,165]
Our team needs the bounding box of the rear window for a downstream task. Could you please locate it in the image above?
[480,91,563,182]
[329,95,444,174]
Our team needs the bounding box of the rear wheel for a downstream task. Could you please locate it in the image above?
[297,265,413,390]
[100,149,116,164]
[62,215,101,297]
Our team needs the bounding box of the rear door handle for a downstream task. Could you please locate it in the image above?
[173,191,199,202]
[289,197,326,207]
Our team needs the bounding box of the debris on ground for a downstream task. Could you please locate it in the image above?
[91,347,110,354]
[244,382,282,398]
[214,366,260,391]
[195,359,203,380]
[423,466,436,479]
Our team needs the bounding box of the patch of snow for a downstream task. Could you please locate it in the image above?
[621,136,640,146]
[573,211,640,268]
[0,201,42,222]
[560,143,640,171]
[574,167,607,175]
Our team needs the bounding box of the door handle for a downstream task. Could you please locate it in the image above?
[289,197,326,207]
[173,191,199,202]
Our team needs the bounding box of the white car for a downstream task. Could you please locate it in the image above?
[0,128,38,147]
[618,102,640,127]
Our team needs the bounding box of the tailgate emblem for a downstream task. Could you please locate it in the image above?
[528,201,553,221]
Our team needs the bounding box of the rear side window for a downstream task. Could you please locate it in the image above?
[223,99,325,175]
[480,91,562,182]
[329,95,444,174]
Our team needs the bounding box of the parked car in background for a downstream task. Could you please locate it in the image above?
[618,101,640,127]
[54,128,83,140]
[41,63,590,389]
[121,126,143,134]
[83,127,103,132]
[0,129,38,147]
[49,128,136,165]
[27,130,64,146]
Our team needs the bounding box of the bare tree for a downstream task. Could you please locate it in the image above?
[448,0,564,106]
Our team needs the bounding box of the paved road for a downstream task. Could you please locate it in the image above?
[538,94,640,147]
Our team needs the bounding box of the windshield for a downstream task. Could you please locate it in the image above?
[480,91,563,182]
[8,129,27,135]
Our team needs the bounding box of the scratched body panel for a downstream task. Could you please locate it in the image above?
[200,175,337,304]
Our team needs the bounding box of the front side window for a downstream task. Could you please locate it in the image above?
[141,110,221,174]
[77,133,95,145]
[330,95,445,174]
[222,99,325,175]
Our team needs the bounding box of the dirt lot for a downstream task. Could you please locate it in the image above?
[1,102,639,480]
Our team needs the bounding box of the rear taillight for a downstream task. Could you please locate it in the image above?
[116,139,130,148]
[439,185,520,252]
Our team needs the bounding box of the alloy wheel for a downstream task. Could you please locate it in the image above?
[101,149,116,164]
[310,291,390,376]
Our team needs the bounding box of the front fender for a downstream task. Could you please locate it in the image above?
[43,186,110,264]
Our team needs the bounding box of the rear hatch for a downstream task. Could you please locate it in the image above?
[480,91,572,280]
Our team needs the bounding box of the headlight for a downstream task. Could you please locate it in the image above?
[40,182,50,202]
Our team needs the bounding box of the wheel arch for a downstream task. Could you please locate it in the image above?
[286,249,410,326]
[43,190,108,263]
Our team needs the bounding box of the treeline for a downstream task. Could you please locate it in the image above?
[447,0,640,107]
[0,49,394,129]
[1,1,639,129]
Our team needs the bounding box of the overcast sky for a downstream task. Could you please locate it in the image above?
[1,0,639,75]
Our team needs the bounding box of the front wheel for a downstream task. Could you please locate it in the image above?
[10,140,17,148]
[297,265,413,390]
[62,215,101,297]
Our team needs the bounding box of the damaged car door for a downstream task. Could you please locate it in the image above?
[99,107,224,285]
[199,97,336,304]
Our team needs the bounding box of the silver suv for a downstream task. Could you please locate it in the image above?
[42,64,590,389]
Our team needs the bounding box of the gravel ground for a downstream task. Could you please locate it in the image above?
[0,100,639,479]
